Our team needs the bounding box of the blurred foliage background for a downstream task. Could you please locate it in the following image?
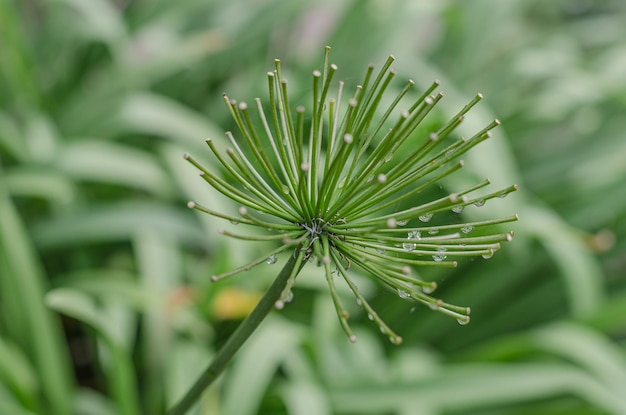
[1,0,625,414]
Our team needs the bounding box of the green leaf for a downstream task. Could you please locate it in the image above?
[0,336,39,412]
[3,169,76,203]
[532,322,626,395]
[328,363,626,414]
[45,288,141,415]
[32,201,208,248]
[119,93,223,147]
[221,316,304,415]
[280,381,331,415]
[0,179,73,415]
[523,205,605,316]
[55,140,176,197]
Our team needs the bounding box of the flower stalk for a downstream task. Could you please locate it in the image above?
[167,247,304,415]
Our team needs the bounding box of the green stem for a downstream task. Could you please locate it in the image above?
[167,247,304,415]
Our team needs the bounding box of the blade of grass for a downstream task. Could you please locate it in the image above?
[0,176,73,415]
[45,288,141,415]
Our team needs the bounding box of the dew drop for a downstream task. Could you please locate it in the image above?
[474,199,485,207]
[461,225,473,234]
[422,283,436,294]
[402,244,415,252]
[457,317,470,325]
[498,192,508,199]
[432,247,447,262]
[283,290,294,303]
[432,253,446,262]
[367,313,374,321]
[452,205,464,213]
[266,255,277,265]
[429,300,442,310]
[428,228,439,235]
[403,230,420,251]
[230,220,239,225]
[482,250,494,259]
[356,298,362,306]
[390,336,403,345]
[418,213,433,222]
[385,153,393,162]
[396,219,408,226]
[397,289,410,299]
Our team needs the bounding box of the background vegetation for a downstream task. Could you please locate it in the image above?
[1,0,625,414]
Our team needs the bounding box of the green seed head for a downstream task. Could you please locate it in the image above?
[186,46,518,343]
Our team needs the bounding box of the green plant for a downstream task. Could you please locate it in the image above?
[171,46,517,414]
[3,1,623,414]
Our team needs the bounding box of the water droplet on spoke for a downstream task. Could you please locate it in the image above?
[402,244,415,253]
[432,247,447,262]
[284,290,294,303]
[390,336,403,345]
[461,225,473,234]
[418,213,433,222]
[422,283,436,294]
[457,317,470,325]
[432,254,446,262]
[452,205,464,213]
[266,255,277,265]
[474,199,485,207]
[429,300,442,310]
[397,289,410,299]
[482,250,494,259]
[403,230,420,251]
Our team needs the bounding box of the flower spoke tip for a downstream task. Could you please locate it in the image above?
[186,46,518,343]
